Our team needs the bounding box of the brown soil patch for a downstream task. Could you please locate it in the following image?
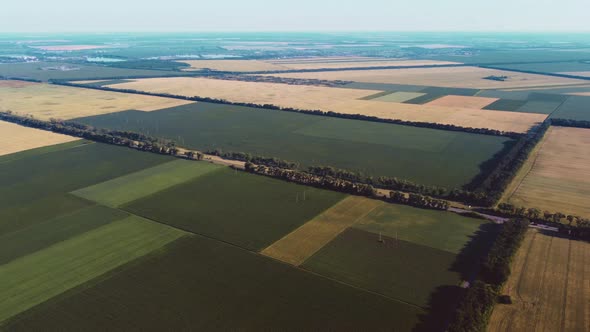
[425,95,499,109]
[0,120,79,157]
[508,127,590,218]
[488,230,589,332]
[262,196,383,266]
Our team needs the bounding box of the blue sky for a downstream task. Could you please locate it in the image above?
[1,0,588,32]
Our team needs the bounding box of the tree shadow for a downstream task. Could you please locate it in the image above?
[463,139,516,191]
[413,222,501,332]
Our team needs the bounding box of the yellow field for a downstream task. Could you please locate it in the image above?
[426,95,499,109]
[487,230,590,332]
[262,66,586,89]
[0,120,79,157]
[508,127,590,218]
[179,58,459,72]
[104,77,546,133]
[0,81,193,120]
[262,196,383,266]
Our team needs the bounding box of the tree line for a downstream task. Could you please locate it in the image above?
[447,219,530,332]
[551,118,590,129]
[54,81,521,138]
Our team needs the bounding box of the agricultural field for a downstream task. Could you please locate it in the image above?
[0,62,193,82]
[123,167,346,251]
[0,120,79,157]
[507,126,590,218]
[3,236,424,331]
[371,91,426,102]
[99,77,547,132]
[426,95,498,109]
[551,95,590,121]
[261,66,587,89]
[487,230,590,332]
[0,81,192,120]
[75,102,513,188]
[178,58,460,72]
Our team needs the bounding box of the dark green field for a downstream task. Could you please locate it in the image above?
[552,95,590,120]
[302,228,461,308]
[0,62,195,82]
[75,102,512,188]
[4,236,423,332]
[124,168,345,251]
[483,99,528,111]
[0,141,172,235]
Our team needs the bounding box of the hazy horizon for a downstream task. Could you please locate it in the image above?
[2,0,589,33]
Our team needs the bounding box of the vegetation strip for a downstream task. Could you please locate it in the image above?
[0,216,187,324]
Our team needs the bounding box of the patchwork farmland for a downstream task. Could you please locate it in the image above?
[75,102,513,188]
[0,120,79,157]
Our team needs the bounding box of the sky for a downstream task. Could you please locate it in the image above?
[1,0,589,33]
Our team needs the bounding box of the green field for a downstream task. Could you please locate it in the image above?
[372,91,426,102]
[302,228,461,308]
[483,99,528,111]
[0,216,187,324]
[124,168,345,251]
[552,95,590,120]
[0,62,194,82]
[75,102,512,188]
[0,141,172,235]
[353,203,486,254]
[516,100,563,114]
[73,159,222,207]
[0,205,128,264]
[3,236,423,331]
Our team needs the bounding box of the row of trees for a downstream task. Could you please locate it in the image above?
[0,111,179,156]
[448,219,530,332]
[551,118,590,129]
[55,81,521,138]
[388,190,449,210]
[206,150,299,169]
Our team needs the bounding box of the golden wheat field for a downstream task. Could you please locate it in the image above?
[487,230,590,332]
[262,196,382,266]
[508,126,590,218]
[0,81,193,120]
[425,95,499,109]
[262,66,586,89]
[0,120,79,157]
[104,77,547,133]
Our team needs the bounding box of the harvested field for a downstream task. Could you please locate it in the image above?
[425,95,499,109]
[103,77,546,133]
[0,216,187,324]
[508,127,590,218]
[262,196,380,266]
[262,66,586,89]
[487,230,590,332]
[123,168,346,251]
[75,103,513,188]
[4,236,423,331]
[72,160,221,207]
[0,120,79,157]
[180,59,290,72]
[179,59,459,72]
[31,45,107,51]
[354,203,487,254]
[372,91,426,102]
[302,228,461,307]
[0,81,192,120]
[0,81,193,118]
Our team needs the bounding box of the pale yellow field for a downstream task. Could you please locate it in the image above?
[262,66,586,89]
[262,196,383,266]
[508,127,590,218]
[426,95,499,109]
[488,230,590,332]
[179,58,459,72]
[0,120,79,157]
[559,71,590,77]
[105,77,546,133]
[0,81,193,120]
[568,91,590,96]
